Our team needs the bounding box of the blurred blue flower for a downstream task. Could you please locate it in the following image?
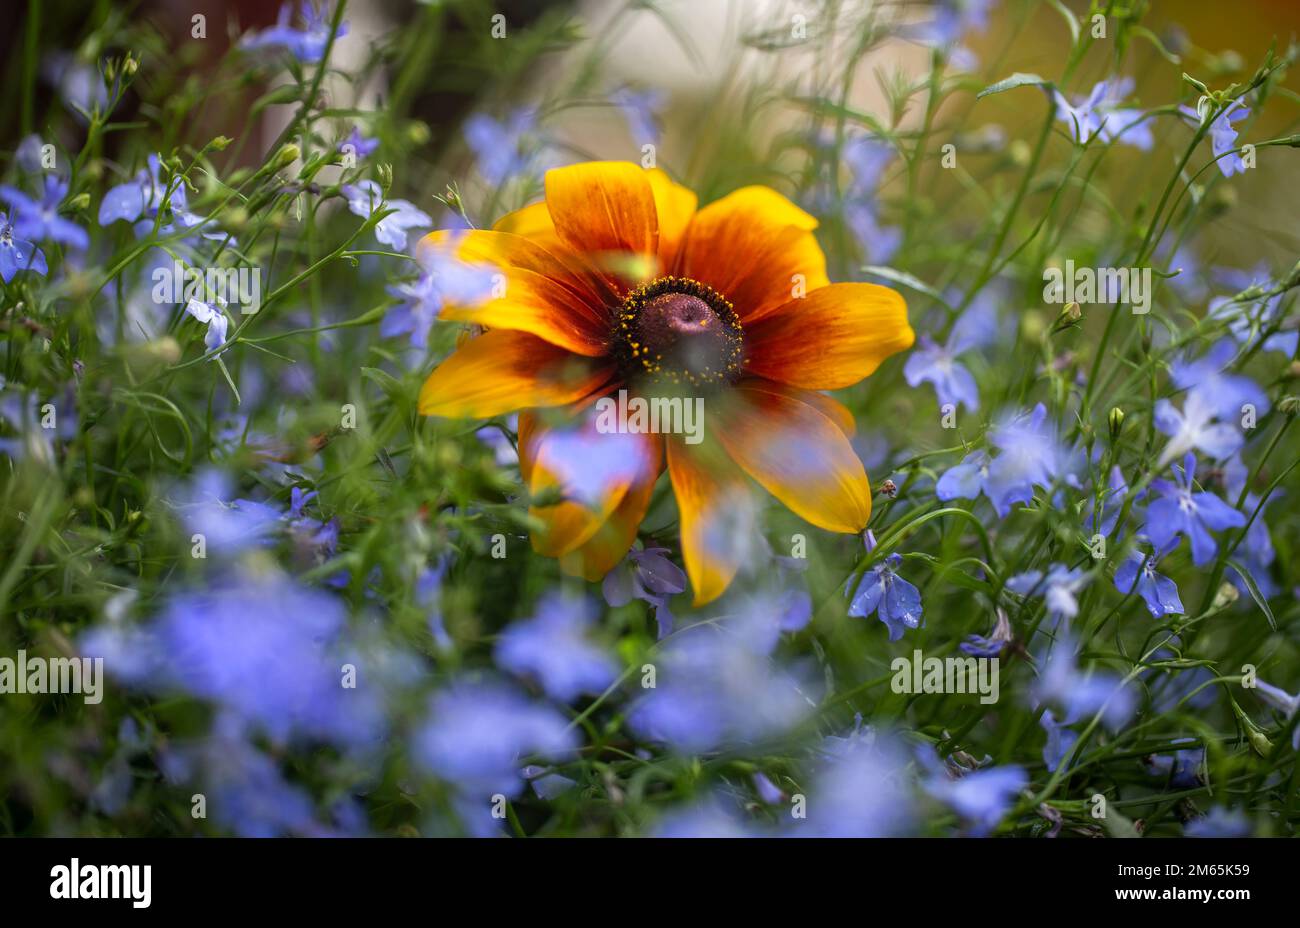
[42,52,108,118]
[0,175,89,250]
[1180,99,1249,177]
[1051,78,1152,149]
[240,2,347,63]
[1040,709,1078,773]
[81,570,385,747]
[382,238,497,348]
[961,607,1012,657]
[1209,264,1296,356]
[0,213,48,282]
[653,795,756,837]
[1114,549,1184,618]
[924,761,1027,836]
[627,620,814,753]
[903,295,997,411]
[338,126,378,160]
[1185,807,1251,838]
[494,592,618,702]
[1144,453,1246,566]
[1252,679,1299,751]
[1154,388,1245,466]
[1144,740,1203,789]
[846,553,923,641]
[792,735,915,837]
[610,87,665,145]
[1007,563,1088,625]
[842,136,901,262]
[464,108,537,185]
[172,468,281,554]
[1170,339,1269,423]
[342,181,432,251]
[1032,635,1136,731]
[414,680,578,799]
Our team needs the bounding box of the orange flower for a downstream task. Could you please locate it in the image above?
[419,161,913,604]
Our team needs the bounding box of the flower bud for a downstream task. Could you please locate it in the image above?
[272,143,301,171]
[1108,407,1125,440]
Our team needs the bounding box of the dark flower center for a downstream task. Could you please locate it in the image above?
[613,276,743,388]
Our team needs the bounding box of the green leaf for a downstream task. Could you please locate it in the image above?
[1227,559,1277,631]
[976,72,1052,99]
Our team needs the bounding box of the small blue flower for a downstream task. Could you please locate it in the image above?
[1040,709,1079,773]
[602,544,687,639]
[1252,679,1299,751]
[464,108,537,185]
[611,87,665,145]
[1114,549,1185,618]
[337,126,378,160]
[1181,98,1249,177]
[0,213,48,282]
[903,295,997,412]
[183,298,229,352]
[1051,78,1152,149]
[382,238,497,348]
[1144,453,1246,567]
[342,180,432,251]
[1209,264,1296,356]
[0,175,89,250]
[414,680,578,799]
[793,735,915,837]
[1185,807,1251,838]
[1032,634,1136,731]
[846,553,923,640]
[494,592,619,702]
[961,608,1012,657]
[240,2,347,63]
[1006,564,1088,624]
[925,763,1027,836]
[1144,740,1204,789]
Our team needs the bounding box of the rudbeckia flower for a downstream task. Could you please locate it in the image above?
[417,161,913,603]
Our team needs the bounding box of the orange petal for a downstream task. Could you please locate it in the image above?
[675,186,829,322]
[492,201,560,248]
[645,168,697,272]
[666,438,755,605]
[738,378,856,437]
[522,412,661,557]
[419,330,613,419]
[743,282,913,389]
[711,384,872,533]
[558,456,661,581]
[545,161,659,269]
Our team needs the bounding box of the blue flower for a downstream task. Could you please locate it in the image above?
[902,295,997,411]
[1144,453,1246,567]
[337,126,378,160]
[611,87,665,145]
[1006,564,1088,624]
[602,544,687,639]
[494,592,618,702]
[414,680,578,799]
[1181,98,1249,177]
[1040,709,1079,773]
[652,796,757,838]
[342,181,432,251]
[464,108,537,185]
[382,237,497,348]
[627,620,813,753]
[846,553,923,641]
[1051,78,1153,149]
[81,570,386,747]
[172,469,281,554]
[792,735,915,837]
[98,154,222,241]
[1032,635,1136,731]
[1209,264,1296,356]
[961,607,1012,657]
[1114,549,1185,618]
[1153,388,1246,467]
[0,175,89,250]
[842,136,901,261]
[1252,679,1299,751]
[183,298,229,352]
[907,0,990,52]
[1144,740,1204,789]
[937,403,1076,517]
[240,2,347,63]
[0,213,48,282]
[924,761,1027,836]
[1185,807,1251,838]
